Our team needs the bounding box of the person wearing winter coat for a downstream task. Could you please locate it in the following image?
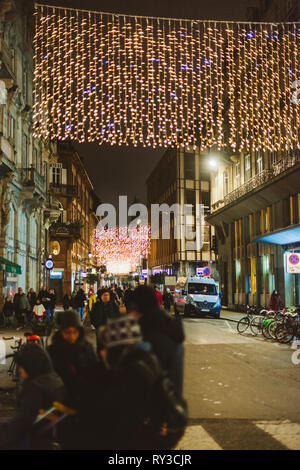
[48,289,56,321]
[47,310,98,407]
[78,315,165,450]
[32,299,46,321]
[2,296,14,328]
[154,286,163,307]
[90,289,120,332]
[74,288,86,321]
[63,293,71,311]
[0,343,65,450]
[123,287,134,312]
[27,288,37,321]
[270,290,283,311]
[88,291,97,312]
[163,288,174,312]
[14,288,30,328]
[128,285,185,397]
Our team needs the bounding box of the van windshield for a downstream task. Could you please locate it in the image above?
[188,283,217,295]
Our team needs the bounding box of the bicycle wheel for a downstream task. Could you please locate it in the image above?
[250,316,263,336]
[275,325,294,344]
[237,316,250,334]
[262,319,273,339]
[268,320,281,340]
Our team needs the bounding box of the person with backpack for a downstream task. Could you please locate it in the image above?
[78,315,187,450]
[0,343,65,450]
[128,285,185,397]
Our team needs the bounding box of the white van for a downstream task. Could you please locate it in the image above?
[174,276,221,318]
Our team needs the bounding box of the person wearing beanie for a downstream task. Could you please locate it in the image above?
[47,309,98,407]
[0,343,65,450]
[90,288,120,330]
[128,285,185,396]
[78,316,163,450]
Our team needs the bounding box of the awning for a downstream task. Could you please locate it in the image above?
[253,225,300,245]
[0,257,22,274]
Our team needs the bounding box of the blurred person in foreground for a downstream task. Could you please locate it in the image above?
[47,310,98,407]
[128,285,185,396]
[0,343,65,450]
[78,315,186,450]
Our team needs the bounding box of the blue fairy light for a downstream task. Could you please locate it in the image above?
[65,125,72,131]
[43,54,50,59]
[246,31,254,38]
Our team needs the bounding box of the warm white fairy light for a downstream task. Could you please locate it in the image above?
[92,226,151,273]
[33,4,300,152]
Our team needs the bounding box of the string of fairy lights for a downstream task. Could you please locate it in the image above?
[33,4,300,151]
[92,226,151,274]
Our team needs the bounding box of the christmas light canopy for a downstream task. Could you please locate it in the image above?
[33,4,300,151]
[92,226,151,274]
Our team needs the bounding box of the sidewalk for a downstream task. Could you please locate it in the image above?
[219,309,246,323]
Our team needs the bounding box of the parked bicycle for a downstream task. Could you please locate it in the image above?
[2,333,42,389]
[236,305,256,334]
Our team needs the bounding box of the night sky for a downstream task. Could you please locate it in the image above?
[41,0,258,206]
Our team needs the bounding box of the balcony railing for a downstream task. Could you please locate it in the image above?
[50,183,77,197]
[220,153,300,208]
[19,168,46,194]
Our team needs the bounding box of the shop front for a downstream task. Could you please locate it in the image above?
[254,225,300,307]
[0,256,22,302]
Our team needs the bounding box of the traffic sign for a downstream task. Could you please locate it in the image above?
[45,258,54,270]
[286,253,300,273]
[203,267,211,277]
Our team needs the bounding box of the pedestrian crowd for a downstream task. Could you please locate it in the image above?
[0,284,186,451]
[1,286,58,330]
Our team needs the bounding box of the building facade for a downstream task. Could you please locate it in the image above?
[147,147,217,280]
[48,142,99,302]
[206,0,300,310]
[0,0,61,304]
[0,2,100,306]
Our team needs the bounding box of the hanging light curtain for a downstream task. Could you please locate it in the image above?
[33,4,300,152]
